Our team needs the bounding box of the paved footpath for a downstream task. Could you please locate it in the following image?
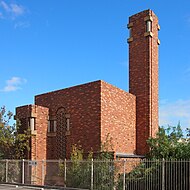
[0,184,88,190]
[0,184,48,190]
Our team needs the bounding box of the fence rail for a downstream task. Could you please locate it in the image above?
[0,159,190,190]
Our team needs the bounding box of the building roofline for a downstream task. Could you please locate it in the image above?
[129,9,158,20]
[35,80,102,97]
[115,152,145,158]
[35,80,134,99]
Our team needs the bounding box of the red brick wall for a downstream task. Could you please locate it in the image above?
[47,135,56,159]
[101,81,136,154]
[35,80,102,159]
[33,106,49,160]
[151,11,159,139]
[16,105,32,132]
[16,105,49,160]
[16,105,32,159]
[16,105,49,185]
[128,9,159,155]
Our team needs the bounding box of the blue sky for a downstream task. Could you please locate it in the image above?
[0,0,190,129]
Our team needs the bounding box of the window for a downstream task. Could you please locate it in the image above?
[146,20,151,32]
[29,117,35,131]
[66,118,70,131]
[48,120,56,133]
[65,113,70,134]
[127,22,133,43]
[129,27,132,38]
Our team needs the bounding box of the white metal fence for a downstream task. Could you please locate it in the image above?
[0,159,190,190]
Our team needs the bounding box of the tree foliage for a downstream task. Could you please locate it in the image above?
[147,123,190,159]
[59,135,116,189]
[117,124,190,190]
[63,144,92,189]
[0,106,30,159]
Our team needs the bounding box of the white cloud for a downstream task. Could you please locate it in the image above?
[1,77,27,92]
[159,99,190,129]
[0,1,26,18]
[10,3,24,16]
[1,1,10,12]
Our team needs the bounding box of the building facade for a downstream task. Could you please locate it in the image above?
[15,9,160,160]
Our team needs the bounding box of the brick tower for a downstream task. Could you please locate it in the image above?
[128,10,160,155]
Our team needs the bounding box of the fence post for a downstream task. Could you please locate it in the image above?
[22,159,25,184]
[162,158,165,190]
[64,159,67,187]
[91,158,93,190]
[123,159,126,190]
[41,160,44,185]
[5,159,8,183]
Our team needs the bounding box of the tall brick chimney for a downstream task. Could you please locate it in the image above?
[128,10,160,155]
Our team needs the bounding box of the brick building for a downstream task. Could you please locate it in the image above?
[15,9,160,160]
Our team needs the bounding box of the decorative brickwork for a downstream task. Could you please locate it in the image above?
[56,107,67,159]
